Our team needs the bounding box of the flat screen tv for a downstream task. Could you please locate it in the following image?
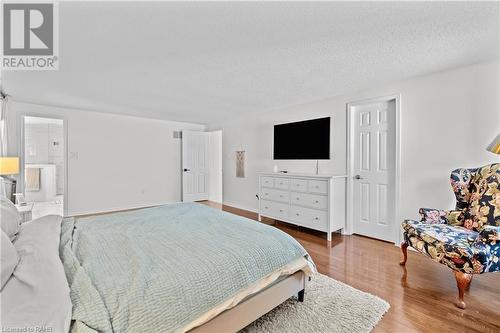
[273,117,330,160]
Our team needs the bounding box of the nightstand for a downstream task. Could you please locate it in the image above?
[16,203,34,224]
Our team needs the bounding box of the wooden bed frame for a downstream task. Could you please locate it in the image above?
[189,270,306,333]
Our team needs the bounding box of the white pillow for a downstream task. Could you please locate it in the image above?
[1,215,71,332]
[1,229,19,289]
[0,197,19,240]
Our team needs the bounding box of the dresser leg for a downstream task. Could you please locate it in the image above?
[258,214,261,222]
[327,232,332,242]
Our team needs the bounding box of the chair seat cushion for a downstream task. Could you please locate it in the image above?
[402,220,484,273]
[403,220,478,247]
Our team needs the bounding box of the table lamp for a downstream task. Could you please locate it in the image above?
[486,132,500,154]
[0,157,20,202]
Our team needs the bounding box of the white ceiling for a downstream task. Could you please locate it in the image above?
[2,1,499,125]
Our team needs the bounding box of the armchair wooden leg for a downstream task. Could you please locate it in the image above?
[454,271,472,309]
[467,275,473,290]
[399,242,409,266]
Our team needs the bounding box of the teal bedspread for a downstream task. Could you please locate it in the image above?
[60,203,314,333]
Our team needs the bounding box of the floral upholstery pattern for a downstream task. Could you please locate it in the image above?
[474,225,500,273]
[402,220,483,273]
[402,163,500,274]
[418,208,467,227]
[463,164,500,231]
[450,167,476,210]
[419,208,449,224]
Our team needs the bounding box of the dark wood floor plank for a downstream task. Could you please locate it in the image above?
[202,201,500,333]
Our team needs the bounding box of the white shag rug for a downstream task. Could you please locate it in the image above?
[241,274,390,333]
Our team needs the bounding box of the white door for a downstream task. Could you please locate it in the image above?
[352,100,396,242]
[182,131,209,202]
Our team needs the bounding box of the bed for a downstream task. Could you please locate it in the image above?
[1,202,315,333]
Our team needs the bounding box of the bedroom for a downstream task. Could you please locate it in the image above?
[0,1,499,333]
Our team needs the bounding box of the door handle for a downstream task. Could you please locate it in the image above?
[354,175,363,180]
[183,168,190,172]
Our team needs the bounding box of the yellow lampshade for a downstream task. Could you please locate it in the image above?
[486,132,500,154]
[0,157,20,175]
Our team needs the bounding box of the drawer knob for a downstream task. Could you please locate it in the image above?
[279,209,284,212]
[314,217,319,220]
[279,195,283,198]
[265,206,269,209]
[315,200,319,203]
[296,184,300,186]
[315,186,319,188]
[296,198,300,200]
[265,193,269,195]
[296,213,300,216]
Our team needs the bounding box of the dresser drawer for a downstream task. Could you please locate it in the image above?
[290,179,308,192]
[261,176,275,188]
[274,178,289,190]
[290,206,328,231]
[290,192,327,210]
[308,180,328,194]
[260,200,289,220]
[260,188,289,203]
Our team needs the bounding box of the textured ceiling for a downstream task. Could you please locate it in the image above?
[2,1,499,124]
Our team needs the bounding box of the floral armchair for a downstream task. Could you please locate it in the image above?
[400,163,499,309]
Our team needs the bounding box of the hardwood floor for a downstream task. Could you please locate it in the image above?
[202,201,500,333]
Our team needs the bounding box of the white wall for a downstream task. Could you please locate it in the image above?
[208,61,500,223]
[208,130,223,203]
[7,102,205,216]
[25,123,50,164]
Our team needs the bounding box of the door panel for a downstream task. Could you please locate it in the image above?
[182,131,209,202]
[360,132,370,171]
[378,131,387,171]
[377,184,388,225]
[353,100,396,242]
[360,182,370,222]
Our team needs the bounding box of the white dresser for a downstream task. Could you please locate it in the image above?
[258,172,347,241]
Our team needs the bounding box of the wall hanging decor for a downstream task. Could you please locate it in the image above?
[236,150,245,178]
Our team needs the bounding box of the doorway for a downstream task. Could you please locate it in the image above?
[21,116,67,219]
[181,130,223,203]
[347,95,400,243]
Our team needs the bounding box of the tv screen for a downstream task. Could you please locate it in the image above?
[273,117,330,160]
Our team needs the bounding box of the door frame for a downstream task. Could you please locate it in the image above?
[346,94,401,245]
[18,113,69,217]
[207,130,223,204]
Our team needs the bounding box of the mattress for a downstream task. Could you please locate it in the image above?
[60,202,315,332]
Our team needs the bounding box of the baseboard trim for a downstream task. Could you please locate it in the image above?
[222,201,258,214]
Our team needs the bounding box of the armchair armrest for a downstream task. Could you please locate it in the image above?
[472,225,500,274]
[475,225,500,244]
[418,208,466,226]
